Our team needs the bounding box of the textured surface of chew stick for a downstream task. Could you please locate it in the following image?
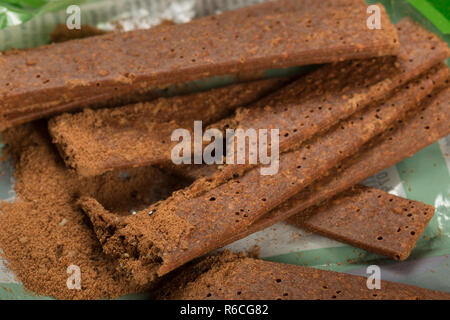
[156,251,450,300]
[0,0,364,130]
[225,83,450,246]
[0,3,398,130]
[48,78,287,176]
[159,19,449,186]
[50,19,448,178]
[288,185,435,260]
[205,19,448,184]
[211,0,368,19]
[79,65,447,285]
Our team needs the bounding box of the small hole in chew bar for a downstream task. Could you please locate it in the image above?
[275,279,281,283]
[410,231,416,236]
[377,236,383,241]
[397,228,401,232]
[209,197,216,201]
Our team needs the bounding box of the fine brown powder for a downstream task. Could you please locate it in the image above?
[0,122,186,299]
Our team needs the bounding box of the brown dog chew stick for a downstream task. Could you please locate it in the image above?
[0,0,367,130]
[287,185,435,260]
[48,78,288,176]
[79,64,447,285]
[156,251,450,300]
[205,19,449,184]
[48,19,447,177]
[0,3,398,130]
[223,83,450,248]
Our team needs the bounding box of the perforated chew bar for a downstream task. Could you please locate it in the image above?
[79,64,448,285]
[222,83,450,250]
[48,19,447,177]
[0,2,398,130]
[48,78,288,177]
[155,251,450,300]
[204,19,449,184]
[287,185,435,260]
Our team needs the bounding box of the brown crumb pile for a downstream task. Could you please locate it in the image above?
[0,122,185,299]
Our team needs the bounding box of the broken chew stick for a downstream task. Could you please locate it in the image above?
[79,64,448,285]
[222,83,450,253]
[49,18,448,178]
[0,2,398,130]
[155,251,450,300]
[48,78,289,176]
[287,185,435,260]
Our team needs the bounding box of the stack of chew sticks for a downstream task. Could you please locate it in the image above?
[1,0,449,299]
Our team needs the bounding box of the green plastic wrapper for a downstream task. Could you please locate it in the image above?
[0,0,449,299]
[0,0,93,29]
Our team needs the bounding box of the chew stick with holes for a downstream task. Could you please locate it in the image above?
[155,251,450,300]
[48,78,289,176]
[78,64,447,285]
[49,19,447,177]
[2,0,366,130]
[0,2,398,130]
[287,185,435,260]
[222,83,450,251]
[162,88,447,260]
